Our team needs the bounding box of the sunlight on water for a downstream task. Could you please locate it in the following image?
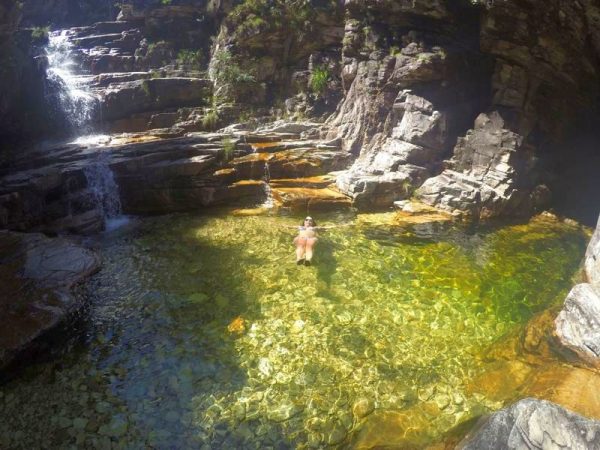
[0,212,588,448]
[46,31,99,130]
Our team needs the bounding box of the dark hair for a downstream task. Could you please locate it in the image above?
[301,217,317,226]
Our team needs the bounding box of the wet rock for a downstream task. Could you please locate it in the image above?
[555,283,600,367]
[352,398,374,419]
[0,232,99,372]
[457,398,600,450]
[267,401,302,422]
[100,414,128,438]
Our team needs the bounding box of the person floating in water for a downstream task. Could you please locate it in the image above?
[294,216,319,266]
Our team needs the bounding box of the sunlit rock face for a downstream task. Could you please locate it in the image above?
[328,0,490,210]
[0,232,99,372]
[555,215,600,367]
[329,0,600,216]
[416,111,548,219]
[457,398,600,449]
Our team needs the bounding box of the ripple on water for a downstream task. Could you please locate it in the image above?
[0,212,589,448]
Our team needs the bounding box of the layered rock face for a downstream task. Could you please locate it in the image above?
[0,125,351,233]
[555,215,600,367]
[47,9,217,135]
[416,0,600,219]
[210,0,345,119]
[0,1,60,145]
[457,398,600,449]
[328,0,600,217]
[328,0,491,209]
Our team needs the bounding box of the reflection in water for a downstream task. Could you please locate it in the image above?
[0,212,588,448]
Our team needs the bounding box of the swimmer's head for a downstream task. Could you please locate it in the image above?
[302,216,316,226]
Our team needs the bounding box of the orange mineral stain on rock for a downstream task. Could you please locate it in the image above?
[521,364,600,419]
[227,316,246,334]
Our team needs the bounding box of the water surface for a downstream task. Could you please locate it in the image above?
[0,211,588,448]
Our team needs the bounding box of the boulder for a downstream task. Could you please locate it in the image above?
[585,215,600,291]
[555,283,600,367]
[416,112,545,219]
[457,398,600,449]
[0,231,99,372]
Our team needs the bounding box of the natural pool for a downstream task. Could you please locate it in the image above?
[0,211,589,449]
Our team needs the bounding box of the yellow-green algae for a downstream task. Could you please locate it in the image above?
[0,212,589,448]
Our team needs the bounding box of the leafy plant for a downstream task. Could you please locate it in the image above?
[31,26,50,41]
[222,138,236,161]
[209,49,255,85]
[202,110,219,130]
[310,66,330,95]
[176,49,203,69]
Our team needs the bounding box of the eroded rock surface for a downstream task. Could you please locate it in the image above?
[0,231,99,372]
[457,398,600,450]
[555,215,600,368]
[416,112,546,219]
[586,215,600,291]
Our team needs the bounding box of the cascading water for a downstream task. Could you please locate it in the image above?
[84,151,126,230]
[262,161,275,208]
[47,29,126,230]
[84,152,122,218]
[46,30,99,131]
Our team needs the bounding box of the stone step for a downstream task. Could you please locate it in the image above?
[228,148,352,181]
[271,185,351,212]
[70,21,137,38]
[269,175,336,189]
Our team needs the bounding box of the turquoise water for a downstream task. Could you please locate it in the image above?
[0,211,588,448]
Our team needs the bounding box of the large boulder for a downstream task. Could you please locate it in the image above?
[0,231,99,372]
[585,215,600,291]
[554,215,600,368]
[416,112,548,219]
[555,283,600,367]
[457,398,600,449]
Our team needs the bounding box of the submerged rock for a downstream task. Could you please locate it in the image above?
[457,398,600,449]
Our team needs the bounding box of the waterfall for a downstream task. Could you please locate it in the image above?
[262,161,275,208]
[84,151,124,228]
[46,30,99,132]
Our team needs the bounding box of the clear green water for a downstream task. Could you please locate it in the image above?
[0,212,588,449]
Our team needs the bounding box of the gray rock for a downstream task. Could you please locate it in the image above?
[585,215,600,292]
[416,112,543,219]
[457,398,600,449]
[0,232,100,372]
[555,284,600,367]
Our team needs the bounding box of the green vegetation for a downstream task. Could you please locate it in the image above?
[141,80,151,96]
[176,49,203,69]
[201,109,219,131]
[389,45,401,56]
[221,138,236,161]
[209,49,255,85]
[310,65,330,95]
[160,0,172,4]
[30,26,50,41]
